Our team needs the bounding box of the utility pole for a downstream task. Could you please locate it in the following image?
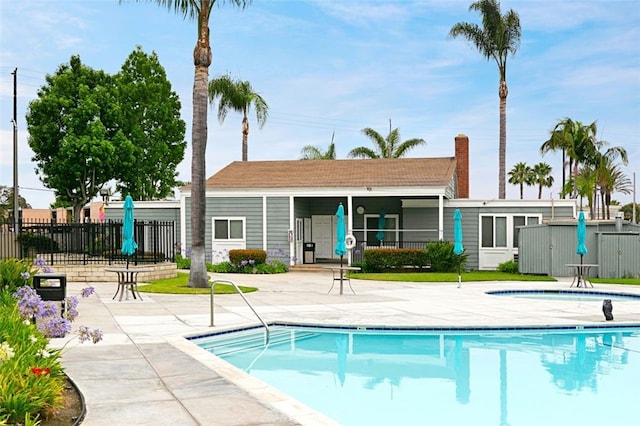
[633,172,637,224]
[12,68,19,230]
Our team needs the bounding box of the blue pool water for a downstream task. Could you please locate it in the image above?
[487,289,640,302]
[192,325,640,426]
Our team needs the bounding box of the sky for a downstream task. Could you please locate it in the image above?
[0,0,638,209]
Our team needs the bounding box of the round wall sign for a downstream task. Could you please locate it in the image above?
[356,205,365,215]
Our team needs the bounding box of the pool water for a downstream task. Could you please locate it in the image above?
[193,326,640,426]
[487,289,640,302]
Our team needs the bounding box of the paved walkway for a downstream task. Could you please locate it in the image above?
[56,271,640,425]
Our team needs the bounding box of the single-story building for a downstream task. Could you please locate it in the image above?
[176,134,577,270]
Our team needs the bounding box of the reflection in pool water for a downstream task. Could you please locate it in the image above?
[193,325,640,426]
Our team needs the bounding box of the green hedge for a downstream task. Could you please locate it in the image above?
[228,249,267,266]
[362,248,430,273]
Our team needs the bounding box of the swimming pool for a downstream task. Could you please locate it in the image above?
[192,325,640,425]
[487,289,640,302]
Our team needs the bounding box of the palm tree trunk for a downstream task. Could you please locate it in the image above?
[561,149,566,199]
[498,81,508,199]
[538,184,542,199]
[189,3,213,288]
[242,114,249,161]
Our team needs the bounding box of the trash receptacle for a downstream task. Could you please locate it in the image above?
[304,242,316,264]
[33,273,67,314]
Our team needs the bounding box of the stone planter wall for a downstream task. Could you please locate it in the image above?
[53,263,178,283]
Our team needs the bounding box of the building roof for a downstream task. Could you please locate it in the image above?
[199,157,458,189]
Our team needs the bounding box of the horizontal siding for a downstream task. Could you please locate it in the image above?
[266,197,291,261]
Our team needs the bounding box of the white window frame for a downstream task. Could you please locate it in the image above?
[363,213,399,246]
[212,217,246,242]
[479,214,543,250]
[478,213,542,270]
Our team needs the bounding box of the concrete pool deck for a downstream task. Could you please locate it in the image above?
[57,271,640,425]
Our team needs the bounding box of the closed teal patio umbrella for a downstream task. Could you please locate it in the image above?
[121,195,138,268]
[576,211,588,260]
[335,203,347,265]
[453,209,464,288]
[575,211,588,286]
[376,209,386,243]
[334,203,348,294]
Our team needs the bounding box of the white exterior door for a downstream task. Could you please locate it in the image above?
[295,218,304,265]
[312,215,333,259]
[312,214,349,260]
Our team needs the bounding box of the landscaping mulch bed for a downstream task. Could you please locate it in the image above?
[41,376,84,426]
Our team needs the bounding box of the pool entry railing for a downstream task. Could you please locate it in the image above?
[210,279,270,345]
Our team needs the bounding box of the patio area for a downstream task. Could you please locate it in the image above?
[57,271,640,425]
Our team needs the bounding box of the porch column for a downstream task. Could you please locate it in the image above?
[262,196,268,250]
[289,196,295,266]
[438,195,444,240]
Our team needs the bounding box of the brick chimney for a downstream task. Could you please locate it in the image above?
[455,134,469,199]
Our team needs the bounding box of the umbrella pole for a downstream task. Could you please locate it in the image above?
[457,259,462,288]
[340,255,344,295]
[579,254,584,287]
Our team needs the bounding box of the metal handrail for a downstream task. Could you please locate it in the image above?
[210,279,270,345]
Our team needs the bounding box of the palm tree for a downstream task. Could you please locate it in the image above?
[508,162,532,199]
[450,0,521,200]
[126,0,252,288]
[592,144,629,219]
[541,118,598,198]
[300,131,336,160]
[208,73,268,161]
[531,162,554,199]
[347,120,426,159]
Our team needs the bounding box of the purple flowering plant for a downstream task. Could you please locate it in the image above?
[13,257,103,343]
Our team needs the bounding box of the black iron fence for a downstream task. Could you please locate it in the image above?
[0,218,175,265]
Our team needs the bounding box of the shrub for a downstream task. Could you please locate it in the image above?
[0,291,65,424]
[207,259,288,274]
[497,260,519,274]
[0,258,102,424]
[16,232,59,253]
[0,259,35,293]
[362,248,430,273]
[229,249,267,266]
[425,241,467,273]
[175,254,191,269]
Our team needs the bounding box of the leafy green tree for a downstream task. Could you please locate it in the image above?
[208,73,268,161]
[114,46,187,200]
[300,131,337,160]
[531,162,554,199]
[126,0,252,288]
[508,162,533,199]
[620,203,639,223]
[450,0,521,199]
[348,120,426,159]
[26,56,134,222]
[0,186,30,219]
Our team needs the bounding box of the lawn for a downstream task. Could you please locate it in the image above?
[353,272,640,285]
[138,271,639,295]
[138,272,257,295]
[352,271,556,282]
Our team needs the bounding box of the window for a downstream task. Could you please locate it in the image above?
[213,218,244,240]
[482,216,507,248]
[481,214,543,249]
